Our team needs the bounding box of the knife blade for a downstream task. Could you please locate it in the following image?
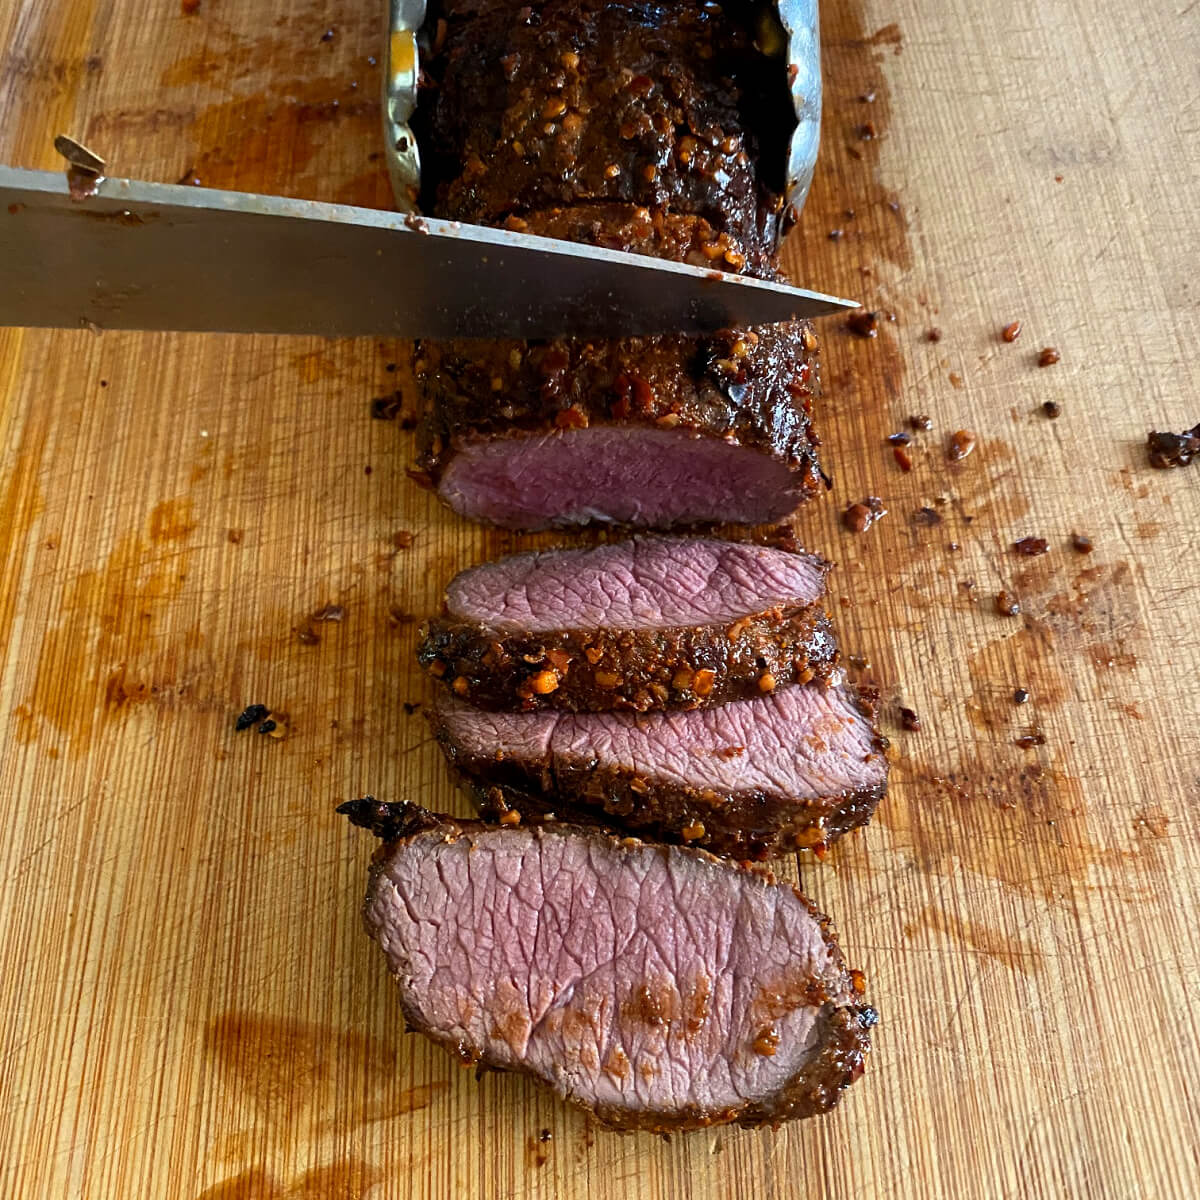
[0,166,856,341]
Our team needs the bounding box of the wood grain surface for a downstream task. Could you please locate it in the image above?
[1,0,1198,1196]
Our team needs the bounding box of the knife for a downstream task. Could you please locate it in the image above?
[0,165,856,341]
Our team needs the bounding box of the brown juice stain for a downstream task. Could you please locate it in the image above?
[294,349,341,384]
[196,1161,383,1200]
[967,625,1073,731]
[196,1168,271,1200]
[0,405,47,657]
[83,5,392,206]
[1036,562,1146,677]
[15,500,210,753]
[790,4,909,278]
[526,1132,553,1169]
[882,752,1089,900]
[884,746,1172,902]
[1132,807,1170,838]
[1012,556,1060,595]
[149,497,197,542]
[1,0,101,166]
[866,22,904,49]
[205,1012,447,1127]
[903,906,1045,975]
[944,440,1032,528]
[965,558,1145,736]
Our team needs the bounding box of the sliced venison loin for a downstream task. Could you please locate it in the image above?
[419,535,837,712]
[430,682,887,858]
[408,0,827,531]
[340,801,875,1131]
[416,301,823,531]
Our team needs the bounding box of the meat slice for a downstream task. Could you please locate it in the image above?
[419,536,837,712]
[341,801,876,1131]
[416,307,823,531]
[429,683,888,858]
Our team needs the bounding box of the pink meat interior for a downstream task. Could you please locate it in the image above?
[437,427,805,530]
[366,827,841,1115]
[445,535,826,633]
[436,683,883,801]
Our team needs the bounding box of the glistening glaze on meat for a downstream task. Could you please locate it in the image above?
[414,0,794,244]
[419,535,837,711]
[342,802,875,1131]
[430,682,888,857]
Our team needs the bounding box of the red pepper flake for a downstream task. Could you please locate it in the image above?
[630,376,656,413]
[1071,533,1093,554]
[1013,536,1048,556]
[893,445,913,472]
[925,328,942,343]
[752,1026,780,1057]
[842,497,887,533]
[898,706,922,732]
[1001,321,1022,343]
[946,429,976,461]
[845,310,879,338]
[994,590,1021,617]
[554,405,589,429]
[530,670,559,695]
[1015,730,1047,749]
[1037,347,1061,367]
[909,414,933,431]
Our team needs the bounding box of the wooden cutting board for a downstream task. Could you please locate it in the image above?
[1,0,1198,1195]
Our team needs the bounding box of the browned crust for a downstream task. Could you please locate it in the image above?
[347,806,875,1131]
[426,688,889,859]
[417,605,839,713]
[415,312,824,500]
[489,202,775,273]
[414,0,792,249]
